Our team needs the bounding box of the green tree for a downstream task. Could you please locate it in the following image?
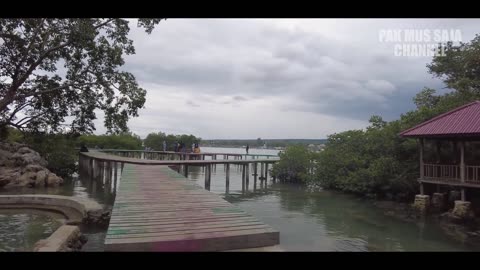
[428,36,480,95]
[0,18,163,136]
[77,133,143,150]
[271,145,314,183]
[144,131,201,151]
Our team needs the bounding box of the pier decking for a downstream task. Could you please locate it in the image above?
[104,164,280,251]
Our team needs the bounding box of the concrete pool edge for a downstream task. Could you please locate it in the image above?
[0,194,105,225]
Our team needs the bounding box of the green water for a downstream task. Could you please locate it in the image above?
[225,184,472,251]
[0,209,65,251]
[1,146,479,251]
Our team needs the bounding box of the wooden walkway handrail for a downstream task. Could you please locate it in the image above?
[97,149,278,157]
[80,151,279,166]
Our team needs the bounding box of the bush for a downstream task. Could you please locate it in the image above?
[271,145,314,183]
[76,133,143,150]
[144,132,201,151]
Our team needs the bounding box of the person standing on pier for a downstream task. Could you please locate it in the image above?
[163,140,167,152]
[246,144,249,155]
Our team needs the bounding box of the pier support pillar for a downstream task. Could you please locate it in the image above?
[413,194,430,215]
[204,164,211,191]
[265,163,269,181]
[253,163,258,190]
[241,164,245,193]
[246,163,250,191]
[452,200,475,221]
[226,164,230,194]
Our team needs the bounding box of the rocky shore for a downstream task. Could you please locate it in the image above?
[0,141,63,189]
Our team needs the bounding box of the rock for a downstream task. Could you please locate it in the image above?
[0,141,60,188]
[0,149,13,166]
[46,173,63,187]
[0,168,20,187]
[12,151,47,167]
[17,146,33,154]
[35,170,48,187]
[25,164,45,173]
[16,171,37,186]
[0,178,9,188]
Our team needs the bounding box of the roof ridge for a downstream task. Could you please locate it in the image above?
[399,100,480,136]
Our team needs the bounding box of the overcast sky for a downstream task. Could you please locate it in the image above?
[92,19,480,139]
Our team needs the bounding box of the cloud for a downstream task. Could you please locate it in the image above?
[89,19,480,138]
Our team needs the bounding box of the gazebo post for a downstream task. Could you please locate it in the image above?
[419,138,424,180]
[460,140,466,201]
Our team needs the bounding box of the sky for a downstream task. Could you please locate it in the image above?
[91,19,480,139]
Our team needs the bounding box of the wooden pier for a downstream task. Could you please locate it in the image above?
[78,151,279,192]
[104,164,279,251]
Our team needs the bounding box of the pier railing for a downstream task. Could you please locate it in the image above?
[78,150,280,193]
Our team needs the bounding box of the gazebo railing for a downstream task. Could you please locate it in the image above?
[423,163,480,183]
[423,164,460,181]
[466,165,480,183]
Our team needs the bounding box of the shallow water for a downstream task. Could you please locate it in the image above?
[0,209,65,251]
[1,146,478,251]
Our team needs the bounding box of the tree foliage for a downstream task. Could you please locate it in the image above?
[271,145,315,183]
[144,132,201,151]
[77,133,143,150]
[0,18,163,135]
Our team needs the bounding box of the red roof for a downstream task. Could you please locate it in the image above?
[400,101,480,138]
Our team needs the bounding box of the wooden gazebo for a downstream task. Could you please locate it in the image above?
[400,101,480,204]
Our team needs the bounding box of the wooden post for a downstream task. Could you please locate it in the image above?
[254,162,258,190]
[420,138,425,179]
[461,141,465,182]
[204,165,208,189]
[265,163,269,181]
[184,165,189,178]
[99,161,104,183]
[208,164,211,190]
[114,162,118,183]
[260,163,264,182]
[204,164,211,191]
[461,140,466,201]
[106,161,111,184]
[246,162,250,190]
[226,164,230,194]
[89,158,94,178]
[121,162,124,173]
[241,164,245,193]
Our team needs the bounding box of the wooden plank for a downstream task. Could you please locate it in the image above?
[105,229,279,252]
[104,164,279,251]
